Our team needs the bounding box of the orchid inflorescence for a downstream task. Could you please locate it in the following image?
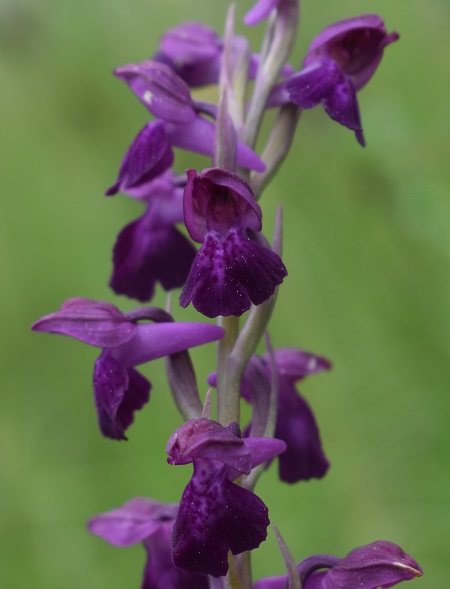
[32,2,423,589]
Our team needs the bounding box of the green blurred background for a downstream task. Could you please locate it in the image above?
[1,0,449,586]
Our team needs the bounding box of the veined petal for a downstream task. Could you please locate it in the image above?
[88,498,178,547]
[114,61,196,124]
[321,541,423,589]
[31,298,137,347]
[111,321,224,367]
[180,229,287,318]
[172,460,269,577]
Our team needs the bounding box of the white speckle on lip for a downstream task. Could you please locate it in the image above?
[143,90,153,104]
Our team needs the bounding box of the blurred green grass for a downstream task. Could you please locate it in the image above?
[1,0,449,587]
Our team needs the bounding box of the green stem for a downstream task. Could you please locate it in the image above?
[217,315,240,425]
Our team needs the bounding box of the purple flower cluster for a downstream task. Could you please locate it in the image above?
[32,2,423,589]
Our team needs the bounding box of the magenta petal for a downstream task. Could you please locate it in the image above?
[111,322,224,367]
[244,0,282,26]
[172,461,269,577]
[114,61,196,124]
[88,498,178,547]
[31,298,137,347]
[93,353,150,440]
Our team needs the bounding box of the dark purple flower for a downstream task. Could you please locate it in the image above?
[32,299,224,440]
[254,540,423,589]
[209,348,330,484]
[109,171,196,302]
[285,15,399,145]
[88,498,209,589]
[179,168,287,318]
[166,418,286,577]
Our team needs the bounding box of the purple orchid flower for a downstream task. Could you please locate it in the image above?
[179,168,287,318]
[166,418,286,577]
[284,15,399,145]
[109,171,196,302]
[208,348,330,484]
[31,299,224,440]
[254,540,423,589]
[88,498,209,589]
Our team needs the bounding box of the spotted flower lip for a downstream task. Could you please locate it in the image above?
[180,168,287,318]
[167,419,286,577]
[32,299,224,440]
[254,540,423,589]
[88,498,209,589]
[285,14,399,146]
